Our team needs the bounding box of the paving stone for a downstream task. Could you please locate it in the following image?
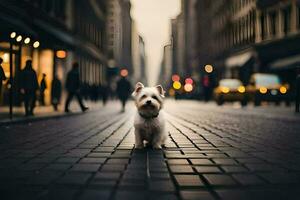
[71,164,101,172]
[55,157,80,164]
[194,166,222,173]
[80,157,106,164]
[213,158,238,165]
[101,164,126,172]
[221,166,249,173]
[204,174,237,186]
[180,190,215,200]
[149,180,175,192]
[170,165,194,173]
[79,189,111,200]
[45,163,72,171]
[94,172,121,180]
[232,174,265,185]
[175,175,204,187]
[190,159,214,165]
[57,172,91,185]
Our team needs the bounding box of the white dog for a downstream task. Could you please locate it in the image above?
[132,82,167,149]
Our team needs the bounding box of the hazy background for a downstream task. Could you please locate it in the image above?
[130,0,180,86]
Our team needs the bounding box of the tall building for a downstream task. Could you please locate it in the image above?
[131,20,147,85]
[106,0,133,77]
[0,0,108,105]
[159,44,173,89]
[120,0,133,75]
[197,0,300,90]
[171,0,198,79]
[106,0,123,67]
[139,36,147,85]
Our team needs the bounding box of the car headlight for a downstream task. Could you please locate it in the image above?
[238,86,245,93]
[221,87,230,93]
[279,86,287,94]
[259,87,267,94]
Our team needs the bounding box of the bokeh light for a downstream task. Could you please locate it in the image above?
[10,32,16,39]
[185,78,193,85]
[204,64,213,73]
[279,86,287,94]
[33,41,40,48]
[169,88,175,96]
[238,86,245,93]
[24,37,30,44]
[184,84,193,92]
[172,74,180,82]
[16,35,22,42]
[259,87,267,94]
[173,81,181,90]
[56,50,67,58]
[221,86,230,93]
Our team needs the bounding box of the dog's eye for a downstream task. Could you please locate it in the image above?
[141,95,147,99]
[152,95,158,100]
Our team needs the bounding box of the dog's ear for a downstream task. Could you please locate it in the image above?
[132,82,144,97]
[155,85,165,98]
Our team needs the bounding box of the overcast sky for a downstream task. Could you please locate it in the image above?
[130,0,180,86]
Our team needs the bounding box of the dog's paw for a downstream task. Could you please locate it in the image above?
[135,144,144,149]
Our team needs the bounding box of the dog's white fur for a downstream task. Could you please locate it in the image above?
[132,82,167,149]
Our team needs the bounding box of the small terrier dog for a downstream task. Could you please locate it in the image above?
[132,82,167,149]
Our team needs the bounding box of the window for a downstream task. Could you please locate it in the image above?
[283,6,291,35]
[269,12,276,36]
[298,6,300,29]
[260,12,265,39]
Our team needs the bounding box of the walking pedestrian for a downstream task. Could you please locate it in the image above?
[39,73,47,106]
[51,75,62,111]
[296,73,300,113]
[0,58,7,102]
[20,60,39,116]
[64,62,88,113]
[116,72,131,112]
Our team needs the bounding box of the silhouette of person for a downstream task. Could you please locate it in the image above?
[202,74,212,102]
[0,58,7,100]
[64,62,88,113]
[116,74,131,112]
[101,84,109,106]
[296,73,300,113]
[51,75,62,111]
[20,60,39,116]
[39,73,47,106]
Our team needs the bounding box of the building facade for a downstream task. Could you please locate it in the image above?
[131,21,147,84]
[0,0,108,105]
[197,0,300,90]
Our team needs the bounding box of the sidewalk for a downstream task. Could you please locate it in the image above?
[0,100,105,124]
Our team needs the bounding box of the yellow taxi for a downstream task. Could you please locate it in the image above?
[214,79,247,106]
[246,73,290,106]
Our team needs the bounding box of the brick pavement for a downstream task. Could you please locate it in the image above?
[0,100,300,200]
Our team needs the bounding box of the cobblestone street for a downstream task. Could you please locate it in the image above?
[1,100,300,200]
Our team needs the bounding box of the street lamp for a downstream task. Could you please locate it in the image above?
[16,35,22,42]
[24,37,30,44]
[10,32,16,39]
[33,41,40,48]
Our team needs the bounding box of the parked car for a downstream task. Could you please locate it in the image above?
[246,73,290,106]
[214,79,247,106]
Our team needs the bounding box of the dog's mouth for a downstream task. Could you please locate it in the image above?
[141,104,156,109]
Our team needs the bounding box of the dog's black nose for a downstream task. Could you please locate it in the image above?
[146,100,151,105]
